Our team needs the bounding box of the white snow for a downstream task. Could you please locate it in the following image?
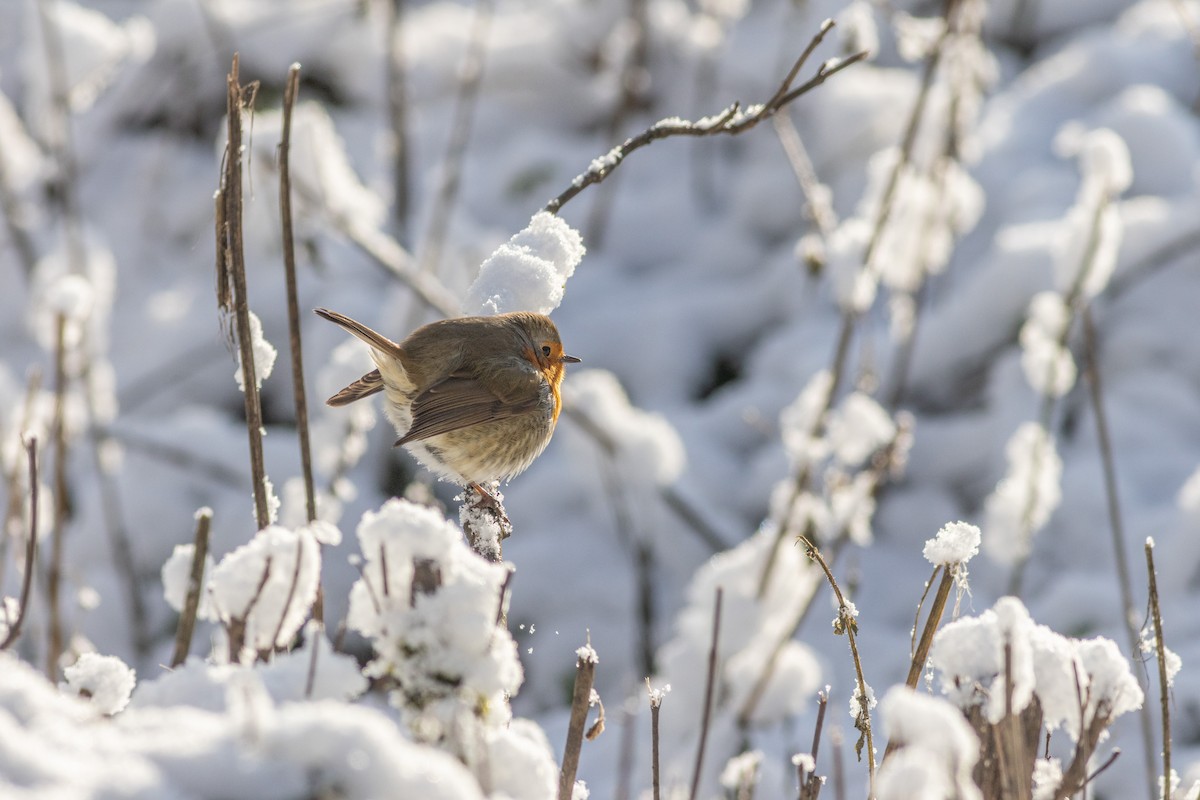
[1,0,1197,797]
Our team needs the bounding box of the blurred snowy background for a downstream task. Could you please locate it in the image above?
[1,0,1199,797]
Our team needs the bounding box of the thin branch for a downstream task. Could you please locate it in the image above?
[559,640,599,800]
[1082,307,1156,798]
[648,679,665,800]
[1145,539,1171,795]
[799,537,874,789]
[688,587,724,800]
[543,21,867,215]
[904,565,954,688]
[170,507,212,667]
[46,312,68,680]
[1,436,40,651]
[279,63,323,625]
[218,54,271,531]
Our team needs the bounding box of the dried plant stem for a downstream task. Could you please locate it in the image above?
[170,508,212,667]
[799,538,874,789]
[1145,540,1171,794]
[1082,308,1156,798]
[279,63,323,624]
[46,313,68,680]
[419,0,495,274]
[544,21,867,215]
[558,642,599,800]
[1,436,40,651]
[648,681,664,800]
[688,587,723,800]
[904,565,954,689]
[385,0,411,238]
[304,621,322,699]
[218,55,271,531]
[798,690,829,800]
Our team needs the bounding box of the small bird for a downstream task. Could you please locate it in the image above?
[314,308,580,504]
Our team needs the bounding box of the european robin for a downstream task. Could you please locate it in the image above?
[314,308,580,503]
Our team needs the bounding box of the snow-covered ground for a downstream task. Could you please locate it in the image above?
[1,0,1199,797]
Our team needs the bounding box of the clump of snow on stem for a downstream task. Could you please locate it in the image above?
[1052,128,1132,299]
[206,525,321,660]
[923,520,981,566]
[982,422,1062,565]
[466,212,585,315]
[826,392,896,468]
[346,499,522,734]
[876,686,980,800]
[564,369,685,486]
[1019,292,1076,397]
[62,652,135,715]
[234,311,277,392]
[720,750,763,796]
[932,597,1143,740]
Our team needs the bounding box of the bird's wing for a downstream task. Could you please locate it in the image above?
[398,372,541,444]
[326,369,383,406]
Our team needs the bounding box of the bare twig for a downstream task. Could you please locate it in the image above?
[1082,307,1156,798]
[304,620,322,699]
[798,690,830,800]
[648,679,666,800]
[46,312,68,680]
[688,587,724,800]
[419,0,495,274]
[904,565,954,689]
[279,62,324,624]
[1145,539,1171,795]
[217,54,271,531]
[170,508,213,667]
[544,21,867,215]
[772,112,838,238]
[559,640,599,800]
[799,537,874,789]
[1,436,40,651]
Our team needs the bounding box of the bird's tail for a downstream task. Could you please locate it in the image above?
[314,308,403,356]
[326,369,384,406]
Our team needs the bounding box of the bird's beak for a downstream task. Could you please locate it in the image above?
[562,354,582,364]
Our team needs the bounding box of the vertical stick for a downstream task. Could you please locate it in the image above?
[170,508,213,667]
[1,436,40,651]
[220,55,270,531]
[559,642,599,800]
[46,313,68,679]
[278,63,323,623]
[1145,540,1171,795]
[1082,308,1156,798]
[688,587,724,800]
[650,695,662,800]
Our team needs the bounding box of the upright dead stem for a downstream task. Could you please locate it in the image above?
[647,679,666,800]
[1082,308,1156,798]
[278,63,323,623]
[170,508,212,667]
[688,587,723,800]
[46,313,68,680]
[217,55,271,531]
[385,0,411,239]
[1145,539,1171,795]
[1,436,40,651]
[799,537,875,792]
[559,639,599,800]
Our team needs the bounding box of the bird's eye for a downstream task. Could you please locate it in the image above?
[541,345,552,357]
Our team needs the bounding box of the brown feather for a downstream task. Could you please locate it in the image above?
[326,369,383,406]
[398,373,541,444]
[313,308,404,358]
